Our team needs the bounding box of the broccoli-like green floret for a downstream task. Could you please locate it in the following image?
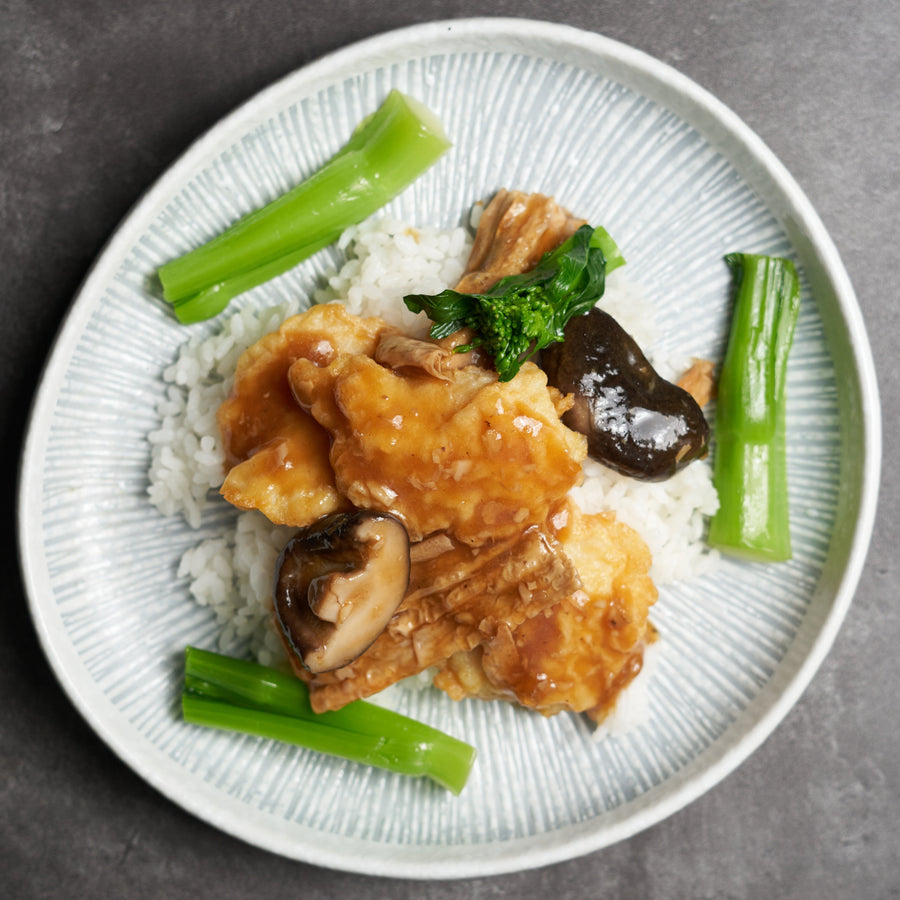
[404,225,623,381]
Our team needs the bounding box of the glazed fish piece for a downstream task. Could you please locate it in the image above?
[433,500,658,723]
[217,303,393,525]
[289,352,586,545]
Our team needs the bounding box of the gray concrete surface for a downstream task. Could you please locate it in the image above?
[2,1,897,897]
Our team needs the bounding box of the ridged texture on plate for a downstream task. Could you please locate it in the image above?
[27,45,839,871]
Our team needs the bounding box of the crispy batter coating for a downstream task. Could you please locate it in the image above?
[433,500,657,722]
[289,354,586,544]
[217,304,392,525]
[677,357,716,408]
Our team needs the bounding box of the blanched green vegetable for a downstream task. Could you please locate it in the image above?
[404,224,624,381]
[182,647,475,794]
[707,252,800,561]
[159,90,451,324]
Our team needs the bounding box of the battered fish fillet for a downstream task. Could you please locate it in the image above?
[288,353,587,545]
[433,500,657,722]
[217,304,394,526]
[291,525,584,712]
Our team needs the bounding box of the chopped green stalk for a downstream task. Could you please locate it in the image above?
[182,694,435,779]
[404,224,623,381]
[170,234,335,324]
[707,252,801,561]
[184,646,315,717]
[159,90,451,323]
[182,647,475,794]
[590,226,626,275]
[183,647,473,753]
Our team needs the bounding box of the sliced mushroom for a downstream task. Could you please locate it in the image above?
[541,306,710,481]
[273,510,411,673]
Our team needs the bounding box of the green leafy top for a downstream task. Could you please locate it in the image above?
[403,225,624,381]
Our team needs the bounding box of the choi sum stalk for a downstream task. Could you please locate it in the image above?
[158,90,451,323]
[708,252,800,562]
[182,647,476,794]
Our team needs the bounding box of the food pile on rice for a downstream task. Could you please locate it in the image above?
[148,191,719,727]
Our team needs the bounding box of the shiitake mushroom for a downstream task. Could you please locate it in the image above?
[541,306,709,481]
[274,510,411,673]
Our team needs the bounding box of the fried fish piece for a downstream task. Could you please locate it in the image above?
[433,500,658,722]
[289,353,587,545]
[217,303,393,525]
[218,190,589,531]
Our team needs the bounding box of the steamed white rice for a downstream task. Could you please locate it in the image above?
[148,214,719,674]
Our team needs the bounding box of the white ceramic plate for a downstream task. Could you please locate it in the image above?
[18,18,880,879]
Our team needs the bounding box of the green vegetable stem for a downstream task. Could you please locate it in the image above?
[158,90,451,324]
[182,646,476,794]
[404,224,624,382]
[707,252,801,562]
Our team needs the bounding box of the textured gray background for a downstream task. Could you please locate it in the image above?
[2,1,897,897]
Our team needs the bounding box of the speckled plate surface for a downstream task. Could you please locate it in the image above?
[17,18,880,879]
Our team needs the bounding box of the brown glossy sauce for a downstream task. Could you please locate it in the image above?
[432,500,658,721]
[219,330,336,469]
[289,354,587,545]
[216,304,390,525]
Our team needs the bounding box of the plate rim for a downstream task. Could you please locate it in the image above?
[16,16,882,879]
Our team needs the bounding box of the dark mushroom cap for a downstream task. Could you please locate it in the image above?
[274,510,411,673]
[541,306,709,481]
